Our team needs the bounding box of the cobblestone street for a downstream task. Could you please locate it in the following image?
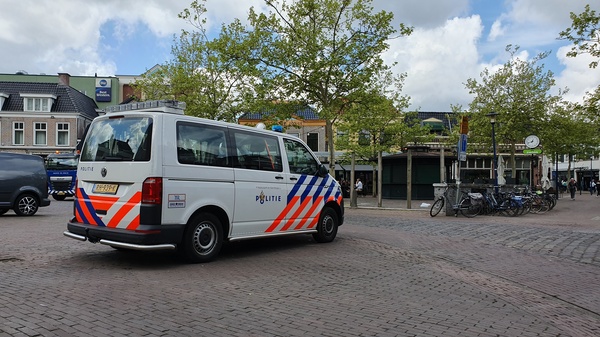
[1,194,599,336]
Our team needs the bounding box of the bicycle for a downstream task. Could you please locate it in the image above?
[479,191,522,217]
[430,185,482,218]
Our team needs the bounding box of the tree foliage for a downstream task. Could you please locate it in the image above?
[134,0,255,122]
[558,4,600,68]
[465,45,564,176]
[217,0,412,171]
[134,0,413,174]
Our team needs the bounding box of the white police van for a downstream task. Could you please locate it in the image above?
[64,100,344,262]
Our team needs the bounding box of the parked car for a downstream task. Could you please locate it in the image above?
[0,152,51,216]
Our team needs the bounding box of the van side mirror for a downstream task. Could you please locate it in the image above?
[317,164,329,177]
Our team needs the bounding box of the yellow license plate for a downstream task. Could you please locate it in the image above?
[93,183,119,194]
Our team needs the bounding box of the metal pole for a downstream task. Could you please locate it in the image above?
[491,121,498,194]
[555,152,559,199]
[407,148,412,209]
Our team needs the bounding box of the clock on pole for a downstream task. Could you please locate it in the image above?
[525,135,540,149]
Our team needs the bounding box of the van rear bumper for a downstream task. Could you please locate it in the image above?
[65,220,185,250]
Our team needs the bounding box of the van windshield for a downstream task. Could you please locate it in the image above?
[80,117,152,162]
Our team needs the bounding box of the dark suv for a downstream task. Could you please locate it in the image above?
[0,152,51,216]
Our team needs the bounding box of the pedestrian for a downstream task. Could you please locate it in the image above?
[568,177,577,200]
[590,179,596,196]
[355,178,363,197]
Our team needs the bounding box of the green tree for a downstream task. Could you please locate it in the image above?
[541,101,599,180]
[465,45,562,178]
[217,0,412,173]
[335,70,426,205]
[558,4,600,68]
[134,0,255,122]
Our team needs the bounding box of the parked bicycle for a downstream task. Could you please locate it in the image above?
[430,185,482,218]
[478,191,523,216]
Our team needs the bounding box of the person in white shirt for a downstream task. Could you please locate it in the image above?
[355,178,363,197]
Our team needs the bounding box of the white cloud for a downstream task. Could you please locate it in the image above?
[488,19,505,42]
[386,15,486,111]
[1,0,599,111]
[555,46,600,104]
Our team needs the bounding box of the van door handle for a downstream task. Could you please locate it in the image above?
[275,175,284,180]
[290,177,298,181]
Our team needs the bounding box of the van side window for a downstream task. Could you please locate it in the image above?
[233,132,282,172]
[176,122,229,167]
[284,139,319,175]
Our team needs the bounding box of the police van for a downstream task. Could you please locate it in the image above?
[64,100,344,262]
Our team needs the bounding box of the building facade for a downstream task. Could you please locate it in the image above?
[0,76,98,156]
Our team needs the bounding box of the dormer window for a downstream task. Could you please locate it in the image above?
[20,93,56,112]
[0,92,8,111]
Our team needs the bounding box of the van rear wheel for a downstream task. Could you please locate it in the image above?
[180,212,223,263]
[312,207,338,243]
[14,194,39,216]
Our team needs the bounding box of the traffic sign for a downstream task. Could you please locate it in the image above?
[523,148,542,154]
[458,134,468,161]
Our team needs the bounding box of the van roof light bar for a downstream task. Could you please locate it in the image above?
[104,100,186,115]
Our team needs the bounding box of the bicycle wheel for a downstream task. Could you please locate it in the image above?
[459,197,480,218]
[503,199,521,217]
[430,198,445,217]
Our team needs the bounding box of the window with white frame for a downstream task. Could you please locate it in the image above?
[13,122,24,145]
[57,122,70,146]
[21,94,55,112]
[34,122,47,145]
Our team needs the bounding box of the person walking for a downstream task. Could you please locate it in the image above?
[568,177,577,200]
[590,179,596,196]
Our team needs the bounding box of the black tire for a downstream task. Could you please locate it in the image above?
[180,212,223,263]
[52,194,67,201]
[459,198,480,218]
[502,199,520,217]
[0,208,9,216]
[430,198,444,217]
[14,194,39,216]
[312,207,338,243]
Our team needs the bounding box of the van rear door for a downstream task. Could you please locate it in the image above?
[75,115,155,229]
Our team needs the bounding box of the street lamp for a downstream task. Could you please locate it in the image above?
[487,112,499,194]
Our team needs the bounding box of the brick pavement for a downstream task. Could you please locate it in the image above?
[0,197,599,336]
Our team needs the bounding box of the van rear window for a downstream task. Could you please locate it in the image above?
[80,117,152,162]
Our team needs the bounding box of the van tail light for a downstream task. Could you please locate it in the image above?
[142,177,163,204]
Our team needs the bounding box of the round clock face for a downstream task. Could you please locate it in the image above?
[525,135,540,148]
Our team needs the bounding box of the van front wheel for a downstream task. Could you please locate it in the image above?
[180,213,223,263]
[312,207,338,243]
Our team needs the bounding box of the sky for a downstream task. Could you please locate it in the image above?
[1,0,599,111]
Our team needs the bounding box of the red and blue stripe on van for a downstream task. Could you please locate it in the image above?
[266,175,342,233]
[74,188,141,230]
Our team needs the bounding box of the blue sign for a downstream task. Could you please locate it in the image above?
[458,134,468,161]
[95,78,112,102]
